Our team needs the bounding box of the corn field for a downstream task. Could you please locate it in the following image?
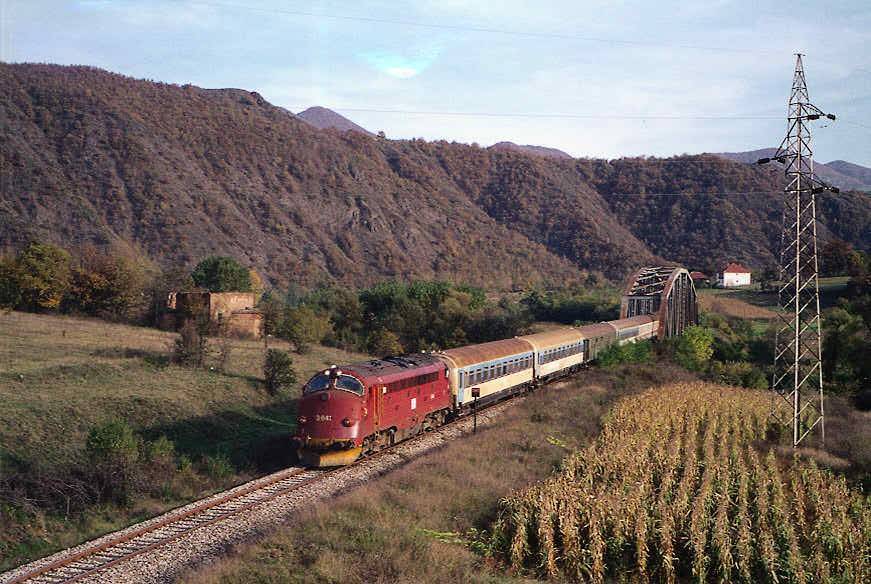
[491,383,870,583]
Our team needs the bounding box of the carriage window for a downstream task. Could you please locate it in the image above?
[335,374,365,395]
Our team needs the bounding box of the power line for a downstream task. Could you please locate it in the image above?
[187,0,781,55]
[331,107,783,121]
[189,0,871,76]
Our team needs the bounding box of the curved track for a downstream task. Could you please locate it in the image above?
[2,392,531,584]
[4,467,325,584]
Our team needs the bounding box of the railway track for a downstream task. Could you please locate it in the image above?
[2,393,529,584]
[3,467,326,584]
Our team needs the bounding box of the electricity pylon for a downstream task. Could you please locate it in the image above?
[757,54,838,447]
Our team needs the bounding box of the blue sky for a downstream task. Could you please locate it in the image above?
[2,1,870,165]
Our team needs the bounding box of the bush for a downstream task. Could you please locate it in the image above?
[0,257,22,311]
[66,247,145,320]
[711,360,768,389]
[15,242,71,311]
[173,319,207,367]
[673,326,714,372]
[141,436,177,495]
[202,453,234,481]
[85,419,140,503]
[279,305,332,353]
[191,256,251,292]
[598,340,653,367]
[264,349,297,395]
[367,328,404,357]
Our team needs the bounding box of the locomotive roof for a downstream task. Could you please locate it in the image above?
[517,327,585,351]
[437,338,533,368]
[609,315,656,330]
[342,353,444,381]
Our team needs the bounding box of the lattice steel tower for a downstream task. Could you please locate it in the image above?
[757,55,838,447]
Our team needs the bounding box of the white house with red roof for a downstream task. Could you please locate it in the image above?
[717,262,752,287]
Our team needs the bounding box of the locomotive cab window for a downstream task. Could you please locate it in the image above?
[303,373,331,394]
[335,374,365,395]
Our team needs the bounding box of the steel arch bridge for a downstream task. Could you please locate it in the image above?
[620,266,698,338]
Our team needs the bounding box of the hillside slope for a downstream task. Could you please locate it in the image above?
[1,63,869,286]
[0,64,582,288]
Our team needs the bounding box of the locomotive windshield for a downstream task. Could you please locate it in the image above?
[303,372,365,396]
[335,375,364,395]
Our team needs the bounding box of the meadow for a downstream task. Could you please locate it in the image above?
[0,311,366,570]
[186,364,699,583]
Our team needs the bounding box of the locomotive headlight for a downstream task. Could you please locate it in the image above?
[297,416,307,424]
[341,417,353,427]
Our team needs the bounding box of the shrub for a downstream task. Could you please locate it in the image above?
[202,453,234,481]
[598,340,652,367]
[141,436,177,495]
[0,257,22,311]
[66,247,145,320]
[279,305,332,353]
[173,319,207,367]
[367,328,404,357]
[85,419,140,503]
[191,256,251,292]
[711,360,768,389]
[264,348,297,395]
[673,325,714,372]
[15,242,71,311]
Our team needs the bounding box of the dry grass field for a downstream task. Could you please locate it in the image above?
[0,310,367,570]
[697,292,778,320]
[0,311,366,463]
[493,383,870,583]
[186,364,699,584]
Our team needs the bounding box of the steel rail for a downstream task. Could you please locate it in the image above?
[5,372,578,584]
[5,467,324,584]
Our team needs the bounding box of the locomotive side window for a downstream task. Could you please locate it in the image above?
[304,373,331,394]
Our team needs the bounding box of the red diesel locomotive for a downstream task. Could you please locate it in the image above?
[293,354,452,466]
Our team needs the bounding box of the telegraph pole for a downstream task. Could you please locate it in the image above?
[758,54,838,447]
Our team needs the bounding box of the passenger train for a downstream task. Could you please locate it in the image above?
[293,314,658,466]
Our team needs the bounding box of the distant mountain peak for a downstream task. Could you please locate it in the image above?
[712,148,871,192]
[296,106,373,136]
[489,141,573,160]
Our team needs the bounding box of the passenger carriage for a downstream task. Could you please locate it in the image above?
[518,328,587,382]
[607,315,658,345]
[436,338,535,410]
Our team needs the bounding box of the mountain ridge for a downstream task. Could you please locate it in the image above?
[713,148,871,191]
[2,63,869,289]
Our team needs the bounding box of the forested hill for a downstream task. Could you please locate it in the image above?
[2,63,869,288]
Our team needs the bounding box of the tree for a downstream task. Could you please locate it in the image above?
[248,268,264,300]
[16,242,71,310]
[86,419,140,503]
[820,239,861,277]
[67,247,145,320]
[674,326,714,372]
[264,349,297,395]
[0,257,22,311]
[367,328,404,357]
[191,256,251,292]
[279,305,332,353]
[173,319,207,367]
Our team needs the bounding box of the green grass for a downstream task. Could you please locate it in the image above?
[186,364,701,584]
[0,311,367,465]
[0,310,368,571]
